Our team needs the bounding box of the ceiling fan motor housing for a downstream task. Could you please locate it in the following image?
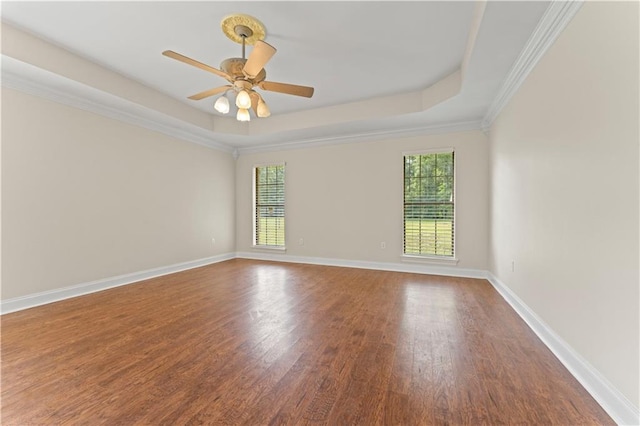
[220,58,266,84]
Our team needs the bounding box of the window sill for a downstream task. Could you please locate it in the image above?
[252,245,286,252]
[402,254,459,266]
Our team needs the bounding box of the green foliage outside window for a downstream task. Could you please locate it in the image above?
[255,165,285,246]
[404,152,454,257]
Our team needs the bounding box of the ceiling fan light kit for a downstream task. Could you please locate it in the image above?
[214,94,230,114]
[257,98,270,118]
[235,89,252,109]
[162,13,314,122]
[236,108,251,122]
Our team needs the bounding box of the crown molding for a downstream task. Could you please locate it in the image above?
[1,56,481,155]
[1,55,234,153]
[237,120,483,155]
[481,0,584,130]
[2,56,479,154]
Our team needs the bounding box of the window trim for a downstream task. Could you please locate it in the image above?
[252,162,286,249]
[401,148,458,261]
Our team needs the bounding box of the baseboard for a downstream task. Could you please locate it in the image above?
[235,251,488,279]
[0,253,235,315]
[2,252,635,424]
[486,273,639,426]
[236,251,637,424]
[3,251,483,315]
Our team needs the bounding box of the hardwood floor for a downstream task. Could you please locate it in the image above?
[1,259,613,425]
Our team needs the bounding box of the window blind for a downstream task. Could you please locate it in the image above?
[403,151,455,257]
[255,164,285,247]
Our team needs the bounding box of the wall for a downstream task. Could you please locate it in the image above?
[236,130,489,270]
[1,87,235,299]
[489,1,639,408]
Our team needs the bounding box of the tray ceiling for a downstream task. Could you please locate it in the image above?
[1,1,551,148]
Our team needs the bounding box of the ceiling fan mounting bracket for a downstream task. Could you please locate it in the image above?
[234,25,253,40]
[221,14,266,45]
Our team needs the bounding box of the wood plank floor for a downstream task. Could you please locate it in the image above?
[1,259,613,425]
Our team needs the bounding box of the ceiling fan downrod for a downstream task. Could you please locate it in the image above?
[234,25,253,60]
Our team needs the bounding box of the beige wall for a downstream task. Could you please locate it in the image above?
[1,22,206,131]
[1,88,235,299]
[489,2,639,406]
[236,131,489,269]
[2,0,637,413]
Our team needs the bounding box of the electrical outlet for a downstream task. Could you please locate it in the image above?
[381,242,386,249]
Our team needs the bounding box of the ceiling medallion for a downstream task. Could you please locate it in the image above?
[220,14,266,45]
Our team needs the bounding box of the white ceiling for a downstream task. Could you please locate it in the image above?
[1,1,550,148]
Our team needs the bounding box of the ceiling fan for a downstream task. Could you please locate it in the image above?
[162,14,314,122]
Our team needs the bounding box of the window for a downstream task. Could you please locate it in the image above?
[403,151,455,257]
[254,164,285,247]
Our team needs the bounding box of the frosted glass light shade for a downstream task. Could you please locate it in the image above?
[257,99,271,118]
[235,90,252,109]
[214,96,230,114]
[236,108,251,122]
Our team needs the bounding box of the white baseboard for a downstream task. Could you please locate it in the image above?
[486,273,640,426]
[235,251,488,279]
[235,251,637,424]
[2,252,636,424]
[0,253,235,315]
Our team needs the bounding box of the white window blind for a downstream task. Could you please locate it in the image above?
[254,164,285,247]
[403,151,455,257]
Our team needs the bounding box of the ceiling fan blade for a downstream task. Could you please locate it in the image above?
[243,40,277,79]
[188,85,232,101]
[259,81,314,98]
[162,50,231,80]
